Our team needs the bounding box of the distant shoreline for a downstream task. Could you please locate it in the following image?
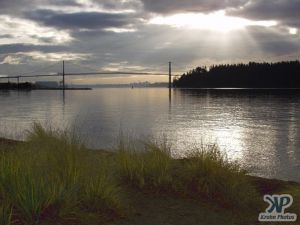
[0,87,92,91]
[34,87,92,90]
[173,87,300,90]
[0,81,92,90]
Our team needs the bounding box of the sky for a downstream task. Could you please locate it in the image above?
[0,0,299,84]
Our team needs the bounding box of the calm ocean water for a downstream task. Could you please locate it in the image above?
[1,88,300,182]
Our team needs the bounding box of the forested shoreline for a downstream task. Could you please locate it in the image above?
[173,61,300,88]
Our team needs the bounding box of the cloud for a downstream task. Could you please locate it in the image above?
[22,51,90,62]
[0,0,299,82]
[25,9,139,32]
[91,0,142,12]
[0,15,73,45]
[0,44,83,66]
[0,0,81,15]
[0,34,13,39]
[228,0,300,28]
[0,55,22,65]
[246,26,300,56]
[140,0,248,14]
[0,44,68,54]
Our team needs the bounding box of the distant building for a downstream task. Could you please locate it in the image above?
[35,81,59,88]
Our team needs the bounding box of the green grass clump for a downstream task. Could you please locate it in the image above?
[179,144,260,208]
[0,155,66,224]
[117,141,259,208]
[78,161,123,213]
[0,123,123,224]
[117,140,173,190]
[0,203,13,225]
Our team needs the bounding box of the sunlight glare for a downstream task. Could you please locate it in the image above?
[149,11,277,32]
[289,27,298,35]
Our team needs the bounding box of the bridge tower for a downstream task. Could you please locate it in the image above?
[169,62,172,89]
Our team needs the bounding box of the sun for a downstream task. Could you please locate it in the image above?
[149,10,277,33]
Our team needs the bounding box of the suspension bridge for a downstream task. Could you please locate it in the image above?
[0,61,181,90]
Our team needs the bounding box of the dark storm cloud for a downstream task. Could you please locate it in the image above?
[26,9,137,30]
[0,44,68,54]
[0,0,80,14]
[229,0,300,28]
[91,0,142,11]
[140,0,248,14]
[247,27,300,55]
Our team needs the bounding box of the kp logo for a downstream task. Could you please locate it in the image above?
[259,194,297,222]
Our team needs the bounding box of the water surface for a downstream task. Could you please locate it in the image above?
[0,88,300,182]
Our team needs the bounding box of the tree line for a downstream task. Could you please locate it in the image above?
[173,61,300,88]
[0,82,34,90]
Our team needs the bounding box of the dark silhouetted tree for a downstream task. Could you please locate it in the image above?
[173,61,300,88]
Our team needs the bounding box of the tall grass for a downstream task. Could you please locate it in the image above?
[179,144,260,208]
[117,139,173,190]
[79,168,122,213]
[0,123,262,224]
[0,123,123,224]
[0,155,66,224]
[0,203,13,225]
[117,141,259,208]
